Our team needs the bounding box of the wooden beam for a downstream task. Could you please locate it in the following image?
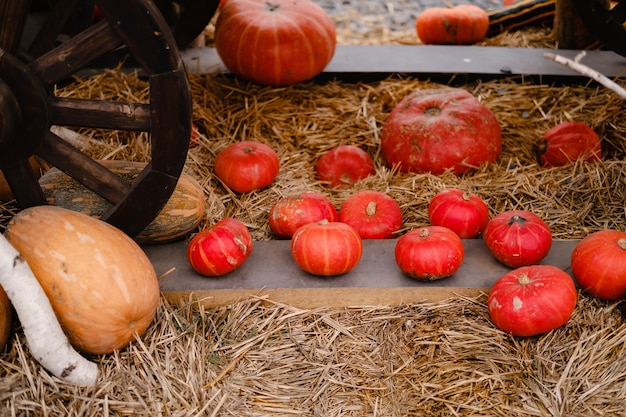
[149,239,578,308]
[181,45,626,82]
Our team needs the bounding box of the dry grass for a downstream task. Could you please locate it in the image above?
[1,21,626,417]
[3,295,626,416]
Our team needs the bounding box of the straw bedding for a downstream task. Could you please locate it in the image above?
[1,16,626,417]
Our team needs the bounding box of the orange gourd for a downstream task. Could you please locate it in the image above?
[416,5,489,45]
[4,205,160,355]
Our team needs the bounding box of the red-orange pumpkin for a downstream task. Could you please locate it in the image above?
[214,0,337,86]
[571,230,626,301]
[416,5,490,45]
[291,221,362,276]
[4,206,160,355]
[381,88,501,175]
[536,121,602,167]
[488,265,577,337]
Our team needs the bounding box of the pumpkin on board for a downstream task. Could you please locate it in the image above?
[291,220,363,276]
[214,0,337,86]
[381,87,502,175]
[416,4,490,45]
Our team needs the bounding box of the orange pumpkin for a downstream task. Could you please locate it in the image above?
[416,5,489,45]
[4,206,160,355]
[0,285,12,351]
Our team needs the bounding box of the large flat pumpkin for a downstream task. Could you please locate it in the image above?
[38,160,205,243]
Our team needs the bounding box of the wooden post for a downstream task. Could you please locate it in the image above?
[553,0,609,49]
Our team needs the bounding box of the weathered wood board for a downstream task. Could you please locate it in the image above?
[149,240,578,308]
[181,45,626,81]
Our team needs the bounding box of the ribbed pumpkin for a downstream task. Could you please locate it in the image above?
[4,206,160,355]
[214,0,336,86]
[416,5,489,45]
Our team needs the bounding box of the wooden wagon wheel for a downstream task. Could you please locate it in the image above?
[573,0,626,57]
[154,0,220,48]
[0,0,192,238]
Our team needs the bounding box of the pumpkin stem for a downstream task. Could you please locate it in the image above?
[517,273,531,285]
[536,140,548,155]
[419,228,430,238]
[618,238,626,250]
[508,214,526,226]
[265,2,280,12]
[462,192,473,201]
[365,201,377,217]
[424,106,441,117]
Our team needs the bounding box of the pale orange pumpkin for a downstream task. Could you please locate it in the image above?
[4,205,160,355]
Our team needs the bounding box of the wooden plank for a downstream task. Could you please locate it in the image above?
[181,45,626,81]
[149,239,578,308]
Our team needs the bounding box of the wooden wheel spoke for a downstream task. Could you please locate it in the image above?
[26,0,81,58]
[0,1,30,53]
[30,19,124,85]
[95,0,180,74]
[103,168,179,237]
[37,131,130,204]
[48,97,151,131]
[1,160,47,207]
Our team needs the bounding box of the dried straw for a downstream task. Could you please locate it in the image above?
[3,295,626,416]
[1,23,626,416]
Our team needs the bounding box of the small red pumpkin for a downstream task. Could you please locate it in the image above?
[214,141,279,193]
[214,0,336,86]
[536,121,602,167]
[187,218,253,277]
[315,145,375,188]
[339,190,403,239]
[395,226,464,281]
[269,192,338,239]
[381,88,501,175]
[416,5,490,45]
[488,265,577,337]
[428,188,490,238]
[291,221,362,276]
[571,230,626,301]
[483,210,552,268]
